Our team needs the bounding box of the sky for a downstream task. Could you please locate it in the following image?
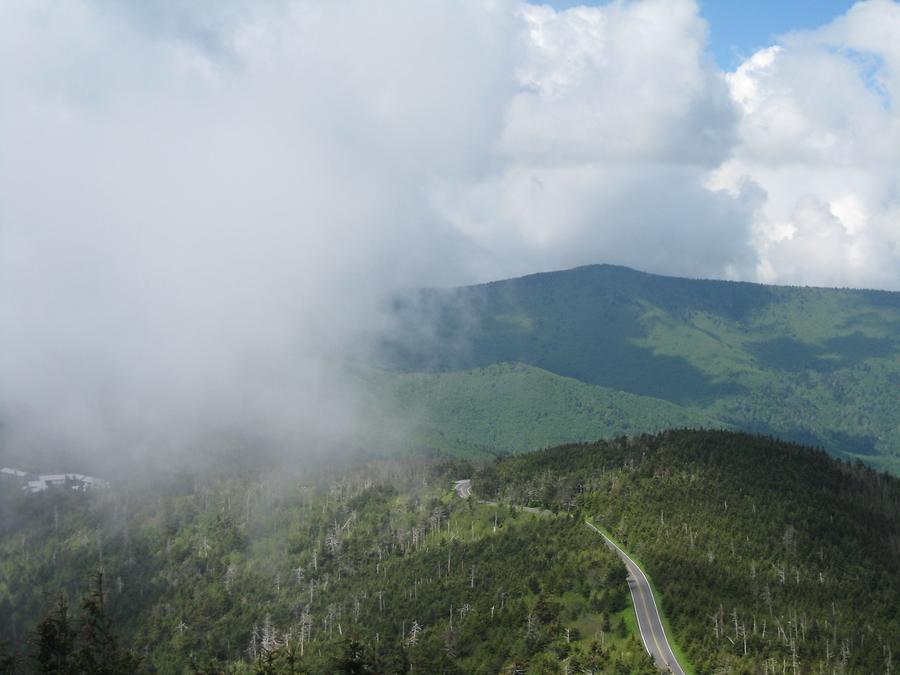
[551,0,858,69]
[698,0,857,69]
[1,0,899,464]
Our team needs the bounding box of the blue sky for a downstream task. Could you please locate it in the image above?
[550,0,857,69]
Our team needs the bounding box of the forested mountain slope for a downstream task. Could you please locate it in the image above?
[365,363,720,458]
[476,429,900,673]
[2,431,897,672]
[0,460,651,673]
[382,264,900,472]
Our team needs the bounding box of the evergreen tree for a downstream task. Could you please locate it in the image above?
[31,596,76,674]
[31,572,141,674]
[72,571,141,674]
[331,637,378,674]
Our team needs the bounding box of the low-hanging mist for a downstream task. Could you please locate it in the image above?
[2,0,900,469]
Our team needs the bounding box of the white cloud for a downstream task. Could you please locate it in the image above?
[1,0,898,464]
[0,0,519,463]
[713,0,900,289]
[504,0,734,165]
[431,0,755,282]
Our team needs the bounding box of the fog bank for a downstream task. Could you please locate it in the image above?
[2,0,898,468]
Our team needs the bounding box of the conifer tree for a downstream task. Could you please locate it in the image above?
[30,596,76,674]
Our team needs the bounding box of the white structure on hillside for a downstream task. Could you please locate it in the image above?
[1,468,110,493]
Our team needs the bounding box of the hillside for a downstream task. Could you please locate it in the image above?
[1,431,897,673]
[370,363,719,457]
[0,460,652,673]
[382,264,900,472]
[475,429,900,673]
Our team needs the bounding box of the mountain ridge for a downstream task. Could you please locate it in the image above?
[381,263,900,472]
[476,263,900,296]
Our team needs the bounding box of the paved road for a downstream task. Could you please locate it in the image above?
[452,480,552,515]
[451,482,684,673]
[586,521,685,674]
[453,479,472,499]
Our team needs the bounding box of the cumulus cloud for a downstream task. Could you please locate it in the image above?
[0,0,897,466]
[432,0,756,281]
[712,0,900,289]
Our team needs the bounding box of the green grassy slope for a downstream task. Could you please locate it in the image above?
[371,363,720,457]
[383,264,900,471]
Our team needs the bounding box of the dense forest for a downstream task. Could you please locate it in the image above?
[381,264,900,473]
[1,430,897,672]
[476,430,900,673]
[368,363,719,459]
[0,458,652,673]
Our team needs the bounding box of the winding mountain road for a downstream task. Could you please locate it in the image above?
[453,479,685,673]
[586,521,685,674]
[453,479,472,499]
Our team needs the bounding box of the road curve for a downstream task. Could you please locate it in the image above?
[451,484,684,673]
[453,479,472,499]
[585,521,686,675]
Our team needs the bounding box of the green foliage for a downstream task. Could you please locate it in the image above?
[30,597,75,673]
[0,462,650,673]
[72,572,142,674]
[477,429,900,673]
[28,572,141,674]
[4,429,898,672]
[372,363,719,457]
[382,264,900,472]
